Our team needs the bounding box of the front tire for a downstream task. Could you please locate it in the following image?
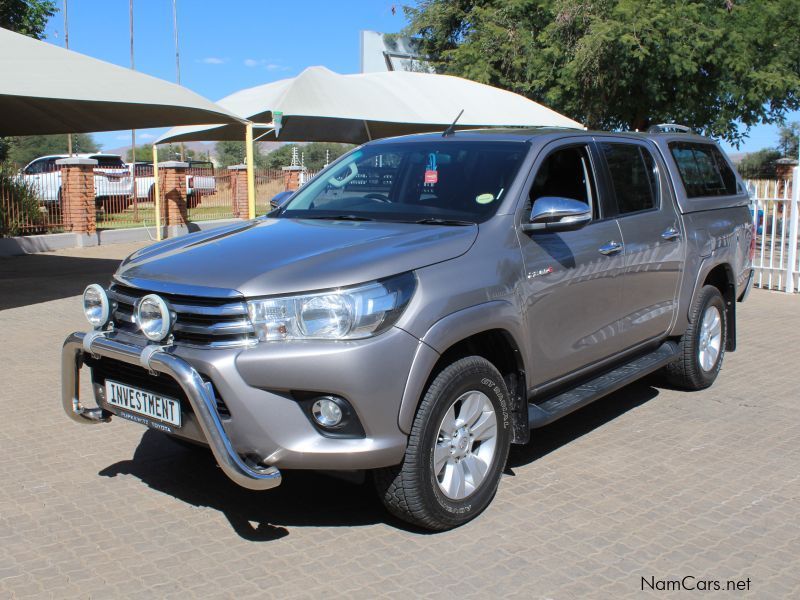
[665,285,726,390]
[375,356,511,530]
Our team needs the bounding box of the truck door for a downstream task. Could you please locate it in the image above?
[517,140,629,385]
[596,139,683,346]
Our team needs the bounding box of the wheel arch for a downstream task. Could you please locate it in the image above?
[398,301,530,444]
[694,262,737,351]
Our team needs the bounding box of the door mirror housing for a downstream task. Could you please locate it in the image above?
[521,196,592,232]
[270,191,293,210]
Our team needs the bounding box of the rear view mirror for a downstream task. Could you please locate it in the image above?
[270,191,294,210]
[521,196,591,232]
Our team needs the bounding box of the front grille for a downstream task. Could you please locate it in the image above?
[108,283,254,348]
[86,355,231,419]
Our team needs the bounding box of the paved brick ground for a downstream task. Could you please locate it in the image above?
[1,243,798,599]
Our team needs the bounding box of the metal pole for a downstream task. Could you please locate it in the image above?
[786,166,799,292]
[63,0,72,156]
[172,0,185,161]
[129,0,138,221]
[153,145,162,240]
[245,123,256,219]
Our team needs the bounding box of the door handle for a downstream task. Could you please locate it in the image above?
[598,241,623,255]
[661,227,680,241]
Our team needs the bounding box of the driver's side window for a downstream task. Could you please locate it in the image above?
[529,146,599,220]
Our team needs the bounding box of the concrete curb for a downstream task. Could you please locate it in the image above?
[0,218,245,257]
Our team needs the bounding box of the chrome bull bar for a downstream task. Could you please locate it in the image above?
[62,331,282,491]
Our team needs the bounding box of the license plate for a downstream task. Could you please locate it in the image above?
[105,380,181,428]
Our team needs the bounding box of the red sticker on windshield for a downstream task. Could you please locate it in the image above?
[424,169,438,184]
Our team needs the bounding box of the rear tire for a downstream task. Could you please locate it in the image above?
[664,285,726,390]
[375,356,511,531]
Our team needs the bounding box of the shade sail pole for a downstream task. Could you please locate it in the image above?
[363,120,373,141]
[153,144,162,240]
[245,122,256,219]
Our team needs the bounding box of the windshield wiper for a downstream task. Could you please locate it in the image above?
[412,218,476,226]
[300,214,376,222]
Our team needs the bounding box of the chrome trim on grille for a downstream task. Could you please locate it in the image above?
[108,284,253,348]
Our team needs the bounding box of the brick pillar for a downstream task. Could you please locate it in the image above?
[282,165,303,191]
[228,165,250,218]
[159,161,189,227]
[56,157,97,234]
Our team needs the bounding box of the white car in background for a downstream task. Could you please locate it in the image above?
[130,160,216,207]
[18,153,132,204]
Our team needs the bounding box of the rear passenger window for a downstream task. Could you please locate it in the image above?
[601,143,658,215]
[668,142,738,198]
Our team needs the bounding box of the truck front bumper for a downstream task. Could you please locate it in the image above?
[62,331,282,491]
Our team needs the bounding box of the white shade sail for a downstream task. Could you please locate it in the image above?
[0,27,242,136]
[157,66,583,144]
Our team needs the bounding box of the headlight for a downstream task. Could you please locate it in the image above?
[136,294,173,342]
[247,272,416,341]
[83,284,110,328]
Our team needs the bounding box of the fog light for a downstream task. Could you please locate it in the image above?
[311,396,343,428]
[83,284,110,328]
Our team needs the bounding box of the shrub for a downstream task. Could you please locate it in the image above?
[0,165,44,236]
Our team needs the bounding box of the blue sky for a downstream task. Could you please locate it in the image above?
[42,0,795,155]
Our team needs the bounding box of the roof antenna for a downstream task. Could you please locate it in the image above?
[442,109,464,137]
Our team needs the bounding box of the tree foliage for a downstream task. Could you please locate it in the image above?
[265,142,352,170]
[6,134,98,166]
[0,0,56,40]
[777,122,800,159]
[215,141,269,169]
[736,148,782,179]
[404,0,800,145]
[125,144,197,163]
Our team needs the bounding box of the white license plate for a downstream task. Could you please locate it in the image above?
[105,380,181,428]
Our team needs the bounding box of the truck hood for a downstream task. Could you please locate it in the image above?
[115,218,477,297]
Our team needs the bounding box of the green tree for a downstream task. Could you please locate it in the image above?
[263,143,352,170]
[214,140,269,168]
[736,148,782,179]
[264,144,296,169]
[125,144,195,163]
[777,122,800,159]
[0,0,57,40]
[404,0,800,146]
[300,142,353,170]
[6,133,98,166]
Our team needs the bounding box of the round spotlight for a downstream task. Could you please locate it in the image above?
[136,294,173,342]
[311,396,343,428]
[83,284,110,328]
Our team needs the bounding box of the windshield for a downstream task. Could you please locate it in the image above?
[278,140,528,224]
[92,155,125,169]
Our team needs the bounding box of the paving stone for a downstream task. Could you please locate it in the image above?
[1,243,798,597]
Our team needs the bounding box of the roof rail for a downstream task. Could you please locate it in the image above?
[647,123,693,134]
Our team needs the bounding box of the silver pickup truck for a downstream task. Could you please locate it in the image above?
[63,127,754,530]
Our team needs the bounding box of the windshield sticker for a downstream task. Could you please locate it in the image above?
[476,193,494,204]
[424,153,438,186]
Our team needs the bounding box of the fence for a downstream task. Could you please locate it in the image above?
[746,172,800,293]
[0,164,65,235]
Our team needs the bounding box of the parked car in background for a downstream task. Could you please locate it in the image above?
[63,127,753,530]
[130,159,216,207]
[18,153,132,204]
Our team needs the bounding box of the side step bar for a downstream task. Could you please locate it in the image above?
[528,341,679,428]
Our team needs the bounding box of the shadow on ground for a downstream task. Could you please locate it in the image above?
[0,254,122,310]
[99,379,661,541]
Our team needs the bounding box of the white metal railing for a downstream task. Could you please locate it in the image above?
[745,169,800,293]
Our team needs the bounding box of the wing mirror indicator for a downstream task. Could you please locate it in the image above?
[521,196,591,232]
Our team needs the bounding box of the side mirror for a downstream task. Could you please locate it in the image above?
[521,196,591,232]
[270,191,294,210]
